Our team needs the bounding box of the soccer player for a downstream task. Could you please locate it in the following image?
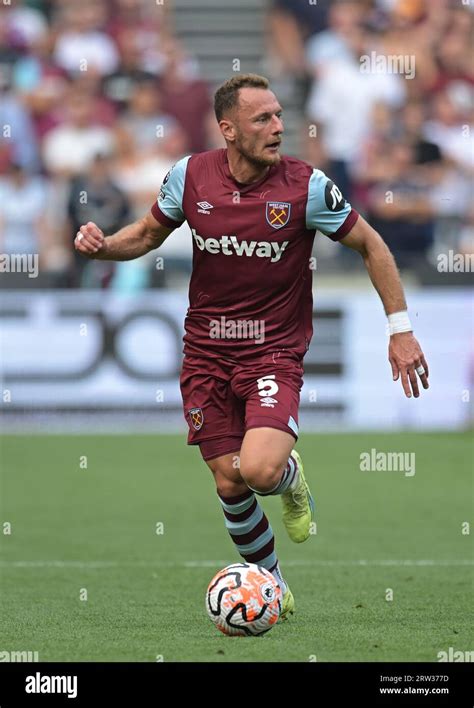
[75,74,429,620]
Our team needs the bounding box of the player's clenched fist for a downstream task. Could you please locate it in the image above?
[74,221,105,257]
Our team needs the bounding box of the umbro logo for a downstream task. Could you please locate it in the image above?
[197,201,213,214]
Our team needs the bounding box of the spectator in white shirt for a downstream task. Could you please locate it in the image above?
[0,161,49,256]
[53,2,119,77]
[42,91,115,178]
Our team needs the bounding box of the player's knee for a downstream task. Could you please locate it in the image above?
[240,460,284,494]
[207,459,247,498]
[215,477,249,498]
[214,472,248,498]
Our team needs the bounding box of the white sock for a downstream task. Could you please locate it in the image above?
[288,463,300,491]
[271,563,287,595]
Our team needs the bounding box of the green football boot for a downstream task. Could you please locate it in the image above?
[281,450,315,543]
[279,586,295,622]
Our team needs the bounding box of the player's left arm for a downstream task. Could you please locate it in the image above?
[340,215,429,398]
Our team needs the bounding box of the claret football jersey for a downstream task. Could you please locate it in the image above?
[151,148,358,359]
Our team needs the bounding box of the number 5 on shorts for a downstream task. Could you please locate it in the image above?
[257,375,279,398]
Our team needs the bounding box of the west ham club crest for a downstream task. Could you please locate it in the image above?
[266,202,291,229]
[188,407,204,430]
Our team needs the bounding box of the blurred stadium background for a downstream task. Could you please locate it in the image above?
[0,0,473,664]
[0,0,472,433]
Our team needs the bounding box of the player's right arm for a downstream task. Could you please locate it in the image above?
[74,212,174,261]
[74,156,189,261]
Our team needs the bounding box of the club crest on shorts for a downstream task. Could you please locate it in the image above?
[266,202,291,229]
[188,407,204,431]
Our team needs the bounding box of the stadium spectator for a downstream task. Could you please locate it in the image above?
[103,27,158,108]
[69,72,118,128]
[52,1,120,77]
[159,41,213,154]
[424,89,474,174]
[0,15,20,91]
[365,141,435,269]
[427,20,474,96]
[305,0,363,75]
[0,160,50,257]
[306,26,406,199]
[118,80,181,154]
[42,90,115,178]
[397,100,443,167]
[66,152,131,287]
[0,87,40,173]
[0,0,48,53]
[267,0,329,77]
[106,0,170,74]
[11,30,68,141]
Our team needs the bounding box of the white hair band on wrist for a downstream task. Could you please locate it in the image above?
[387,311,413,335]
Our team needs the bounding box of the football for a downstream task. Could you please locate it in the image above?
[206,562,282,636]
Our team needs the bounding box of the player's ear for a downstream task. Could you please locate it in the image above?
[219,118,236,143]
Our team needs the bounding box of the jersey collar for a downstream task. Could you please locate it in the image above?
[221,149,278,193]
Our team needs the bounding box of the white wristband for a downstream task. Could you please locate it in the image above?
[387,310,413,335]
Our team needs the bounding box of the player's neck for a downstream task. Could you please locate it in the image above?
[225,150,271,185]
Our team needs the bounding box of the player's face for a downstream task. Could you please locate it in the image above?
[231,88,284,167]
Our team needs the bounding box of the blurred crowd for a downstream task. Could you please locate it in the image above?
[0,0,218,288]
[0,0,472,288]
[269,0,473,272]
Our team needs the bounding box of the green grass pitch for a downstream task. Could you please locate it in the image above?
[0,432,472,662]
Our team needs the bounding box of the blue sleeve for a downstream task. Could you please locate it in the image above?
[153,155,191,226]
[305,169,356,240]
